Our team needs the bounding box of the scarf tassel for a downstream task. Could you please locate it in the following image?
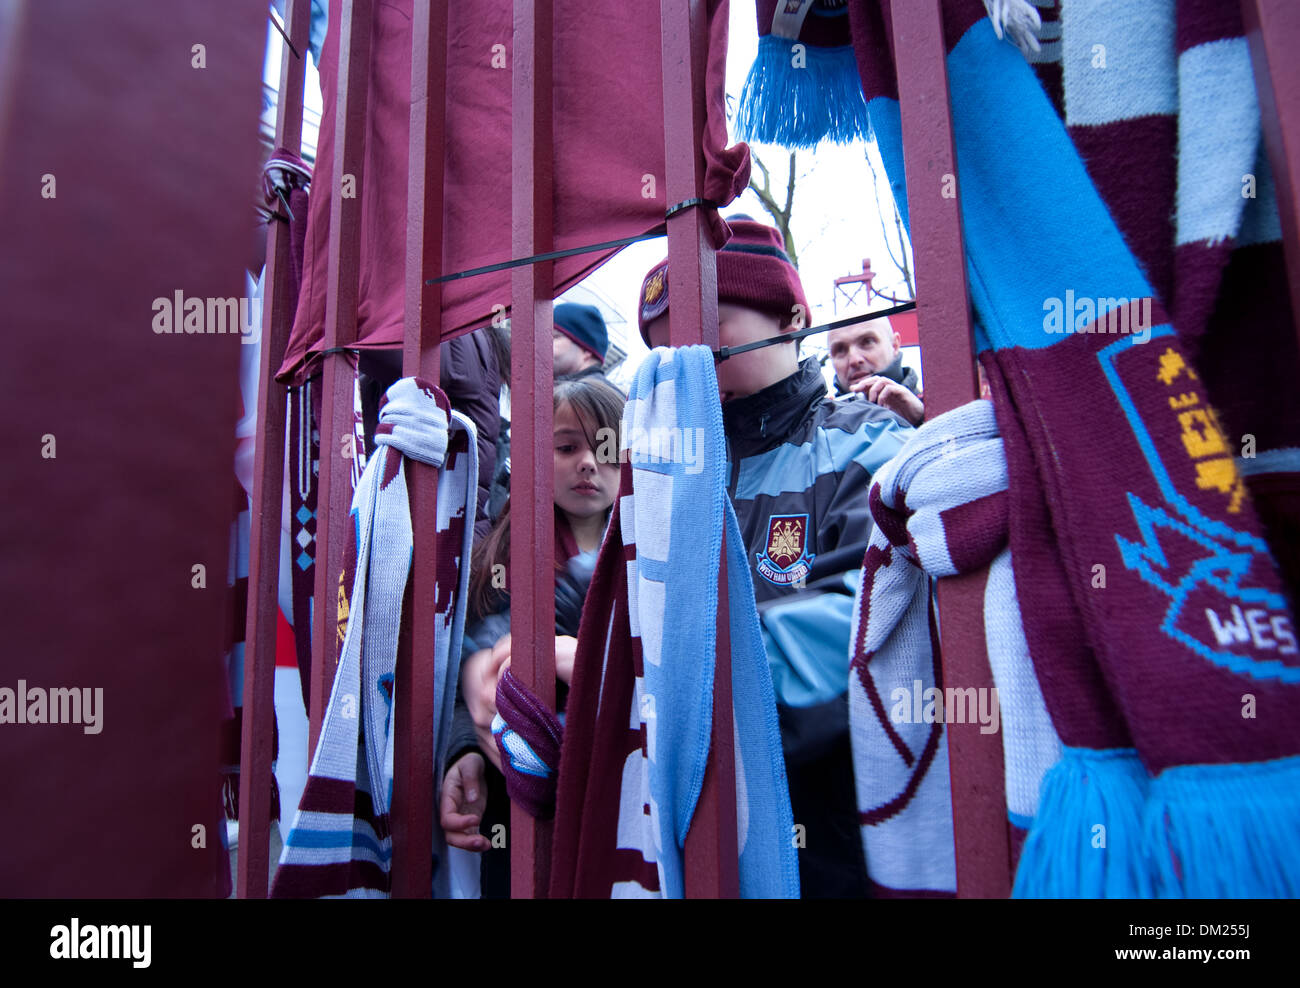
[1014,749,1300,897]
[1144,755,1300,898]
[1012,747,1152,898]
[735,35,872,149]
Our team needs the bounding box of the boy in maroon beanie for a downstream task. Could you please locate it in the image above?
[638,219,914,897]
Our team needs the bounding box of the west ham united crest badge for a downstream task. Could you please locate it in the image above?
[756,513,815,586]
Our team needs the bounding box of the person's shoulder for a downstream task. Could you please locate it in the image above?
[807,393,914,477]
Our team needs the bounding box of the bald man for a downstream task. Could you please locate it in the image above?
[827,319,924,426]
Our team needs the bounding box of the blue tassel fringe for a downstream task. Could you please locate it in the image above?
[1012,747,1152,898]
[1144,755,1300,898]
[735,36,872,149]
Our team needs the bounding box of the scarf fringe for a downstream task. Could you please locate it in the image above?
[1144,755,1300,898]
[1012,748,1152,898]
[735,36,871,149]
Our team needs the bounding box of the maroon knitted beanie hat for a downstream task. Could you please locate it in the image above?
[637,219,808,344]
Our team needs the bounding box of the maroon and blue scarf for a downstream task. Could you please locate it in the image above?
[741,0,1300,896]
[271,379,476,897]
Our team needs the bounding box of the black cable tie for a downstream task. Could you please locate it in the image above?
[420,198,725,286]
[268,7,303,60]
[274,186,296,223]
[425,230,665,285]
[714,300,918,363]
[664,197,719,220]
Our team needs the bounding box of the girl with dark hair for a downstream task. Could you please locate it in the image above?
[439,376,625,891]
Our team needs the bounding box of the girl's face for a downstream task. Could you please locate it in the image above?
[553,401,620,522]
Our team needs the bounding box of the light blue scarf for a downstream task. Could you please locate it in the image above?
[624,346,799,898]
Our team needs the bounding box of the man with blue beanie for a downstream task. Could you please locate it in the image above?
[553,302,610,383]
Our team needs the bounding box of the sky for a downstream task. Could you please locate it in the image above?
[262,4,919,393]
[566,3,918,392]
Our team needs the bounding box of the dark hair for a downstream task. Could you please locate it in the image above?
[467,376,625,620]
[485,322,511,394]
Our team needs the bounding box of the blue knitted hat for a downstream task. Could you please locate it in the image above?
[554,303,609,362]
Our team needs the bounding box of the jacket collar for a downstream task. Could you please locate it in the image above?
[722,357,827,455]
[833,351,920,396]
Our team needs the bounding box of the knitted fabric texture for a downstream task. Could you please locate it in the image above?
[735,1,871,148]
[637,220,809,341]
[741,0,1300,896]
[980,0,1300,618]
[852,401,1067,892]
[285,367,368,714]
[554,302,609,362]
[271,378,477,898]
[852,401,992,895]
[1051,0,1300,612]
[549,346,799,898]
[492,668,565,820]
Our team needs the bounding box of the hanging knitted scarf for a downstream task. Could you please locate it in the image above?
[286,366,368,714]
[271,378,477,898]
[741,0,1300,897]
[548,346,799,898]
[261,146,312,306]
[1037,0,1300,616]
[853,401,1075,892]
[736,0,1040,149]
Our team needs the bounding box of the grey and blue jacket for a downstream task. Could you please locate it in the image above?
[724,355,912,895]
[722,356,913,761]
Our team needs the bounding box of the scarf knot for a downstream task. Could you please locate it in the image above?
[493,669,564,820]
[373,376,450,467]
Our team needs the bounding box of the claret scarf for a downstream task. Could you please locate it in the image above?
[271,378,477,898]
[548,346,799,898]
[742,0,1300,896]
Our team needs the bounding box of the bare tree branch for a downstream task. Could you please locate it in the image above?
[752,153,771,199]
[746,148,799,269]
[785,150,796,218]
[863,145,914,297]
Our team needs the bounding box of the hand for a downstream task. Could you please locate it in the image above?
[462,638,513,731]
[852,375,925,426]
[461,639,512,771]
[555,635,578,686]
[440,752,490,852]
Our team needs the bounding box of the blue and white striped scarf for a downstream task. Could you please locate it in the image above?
[620,346,799,898]
[272,377,477,898]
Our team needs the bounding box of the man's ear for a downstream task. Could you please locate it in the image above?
[779,324,801,355]
[892,331,903,353]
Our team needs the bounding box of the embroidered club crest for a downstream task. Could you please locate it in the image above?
[756,513,815,586]
[640,265,669,326]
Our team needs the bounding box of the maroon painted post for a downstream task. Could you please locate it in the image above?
[238,0,312,900]
[510,0,557,898]
[1242,0,1300,335]
[891,0,1011,897]
[311,0,374,754]
[660,0,738,899]
[684,529,738,898]
[1,0,265,898]
[389,0,450,899]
